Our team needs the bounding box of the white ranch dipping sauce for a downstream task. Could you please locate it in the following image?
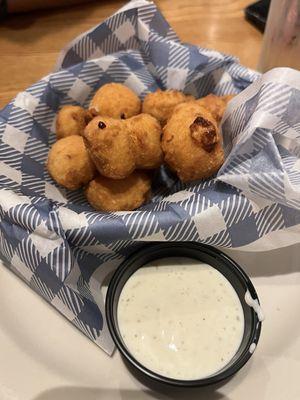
[117,257,244,380]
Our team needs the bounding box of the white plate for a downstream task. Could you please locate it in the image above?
[0,244,300,400]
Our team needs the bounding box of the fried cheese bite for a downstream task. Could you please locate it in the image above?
[142,89,194,125]
[161,102,224,182]
[196,94,235,124]
[89,83,141,119]
[127,113,163,169]
[47,136,96,190]
[85,171,151,211]
[56,105,92,139]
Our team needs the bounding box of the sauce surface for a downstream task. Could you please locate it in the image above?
[117,257,244,380]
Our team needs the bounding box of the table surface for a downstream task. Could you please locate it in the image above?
[0,0,262,109]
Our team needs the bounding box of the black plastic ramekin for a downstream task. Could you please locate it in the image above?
[106,242,262,387]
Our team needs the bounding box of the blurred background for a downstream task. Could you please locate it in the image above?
[0,0,266,108]
[2,0,300,109]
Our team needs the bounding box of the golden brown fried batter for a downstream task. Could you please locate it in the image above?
[56,105,90,140]
[47,136,96,190]
[221,94,235,103]
[162,102,224,182]
[142,89,194,125]
[89,83,141,119]
[196,94,235,124]
[127,113,163,169]
[84,116,135,179]
[85,171,151,212]
[84,115,163,179]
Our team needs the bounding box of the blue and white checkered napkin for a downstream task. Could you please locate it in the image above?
[0,0,299,354]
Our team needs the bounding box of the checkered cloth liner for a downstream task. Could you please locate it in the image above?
[0,0,299,354]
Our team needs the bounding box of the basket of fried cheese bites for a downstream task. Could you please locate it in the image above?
[47,83,233,212]
[1,0,299,355]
